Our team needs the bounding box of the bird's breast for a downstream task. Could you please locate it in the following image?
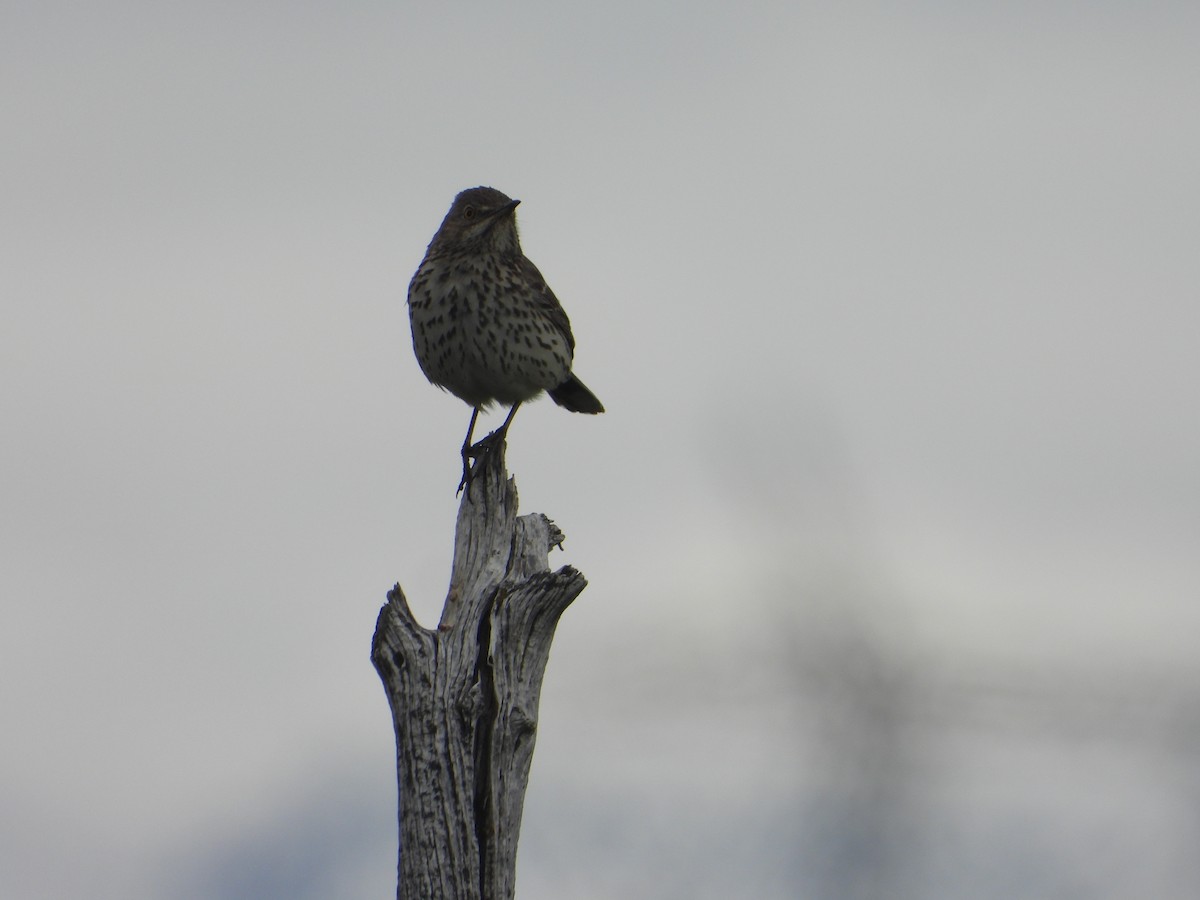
[408,255,572,407]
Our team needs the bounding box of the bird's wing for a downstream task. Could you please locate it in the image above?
[517,256,576,353]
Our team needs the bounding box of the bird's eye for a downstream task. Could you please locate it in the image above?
[463,206,476,220]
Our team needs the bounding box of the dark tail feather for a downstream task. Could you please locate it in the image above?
[549,374,604,414]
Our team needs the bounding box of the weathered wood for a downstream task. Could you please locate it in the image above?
[371,441,587,900]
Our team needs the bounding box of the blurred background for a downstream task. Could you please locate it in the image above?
[3,1,1198,897]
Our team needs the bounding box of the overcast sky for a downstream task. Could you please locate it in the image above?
[3,2,1198,898]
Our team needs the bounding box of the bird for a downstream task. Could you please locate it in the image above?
[407,186,604,493]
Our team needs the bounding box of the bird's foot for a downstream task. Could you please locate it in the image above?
[456,430,506,497]
[467,429,506,458]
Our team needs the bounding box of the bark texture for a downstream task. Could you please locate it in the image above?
[371,441,587,900]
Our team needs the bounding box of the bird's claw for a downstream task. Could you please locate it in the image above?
[456,451,475,497]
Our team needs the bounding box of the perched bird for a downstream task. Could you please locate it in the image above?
[407,186,604,492]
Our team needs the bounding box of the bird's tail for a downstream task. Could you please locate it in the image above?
[549,374,605,414]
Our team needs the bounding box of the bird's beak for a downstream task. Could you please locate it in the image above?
[483,199,520,222]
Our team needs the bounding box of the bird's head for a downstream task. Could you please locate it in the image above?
[428,186,522,256]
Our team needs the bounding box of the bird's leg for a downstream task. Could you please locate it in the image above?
[496,402,521,441]
[471,402,521,454]
[458,403,521,496]
[457,406,481,495]
[461,406,482,458]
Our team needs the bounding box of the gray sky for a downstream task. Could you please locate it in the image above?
[3,2,1198,897]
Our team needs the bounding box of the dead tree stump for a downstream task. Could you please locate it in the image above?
[371,441,588,900]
